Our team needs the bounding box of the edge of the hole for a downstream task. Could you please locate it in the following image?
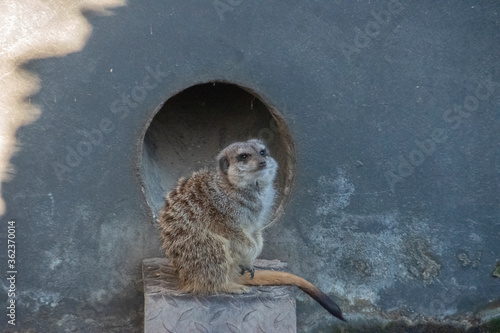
[134,80,296,227]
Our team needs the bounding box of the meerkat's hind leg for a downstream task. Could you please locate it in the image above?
[219,282,250,294]
[218,263,252,294]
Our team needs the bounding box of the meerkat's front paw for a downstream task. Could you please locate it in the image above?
[239,265,255,279]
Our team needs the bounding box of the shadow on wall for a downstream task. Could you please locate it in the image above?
[0,0,125,217]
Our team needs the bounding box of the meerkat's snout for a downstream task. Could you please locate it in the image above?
[217,139,277,188]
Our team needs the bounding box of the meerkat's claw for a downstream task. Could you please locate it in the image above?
[239,265,255,279]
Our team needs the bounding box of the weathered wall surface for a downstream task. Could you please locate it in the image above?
[1,1,499,331]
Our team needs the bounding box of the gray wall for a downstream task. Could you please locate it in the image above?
[2,1,499,331]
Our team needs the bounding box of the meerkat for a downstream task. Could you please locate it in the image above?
[159,139,346,321]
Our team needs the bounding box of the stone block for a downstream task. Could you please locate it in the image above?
[143,258,296,333]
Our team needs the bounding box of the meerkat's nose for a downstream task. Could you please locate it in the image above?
[259,161,267,167]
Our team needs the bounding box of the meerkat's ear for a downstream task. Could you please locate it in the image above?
[218,156,230,174]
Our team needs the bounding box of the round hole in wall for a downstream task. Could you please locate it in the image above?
[139,82,295,226]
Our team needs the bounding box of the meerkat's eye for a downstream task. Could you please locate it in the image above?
[260,149,266,156]
[239,153,248,160]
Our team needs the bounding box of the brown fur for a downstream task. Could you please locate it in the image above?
[159,139,345,321]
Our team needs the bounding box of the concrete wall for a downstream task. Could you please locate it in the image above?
[1,1,499,331]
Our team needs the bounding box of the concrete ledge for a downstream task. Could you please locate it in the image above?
[143,258,296,332]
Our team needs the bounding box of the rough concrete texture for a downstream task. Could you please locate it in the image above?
[1,1,499,332]
[143,258,296,332]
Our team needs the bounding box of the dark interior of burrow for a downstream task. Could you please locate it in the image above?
[139,82,295,224]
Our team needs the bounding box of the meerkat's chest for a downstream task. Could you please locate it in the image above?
[237,189,274,227]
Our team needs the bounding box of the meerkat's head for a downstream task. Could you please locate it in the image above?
[217,139,277,189]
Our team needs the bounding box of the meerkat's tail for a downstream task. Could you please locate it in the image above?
[241,270,346,322]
